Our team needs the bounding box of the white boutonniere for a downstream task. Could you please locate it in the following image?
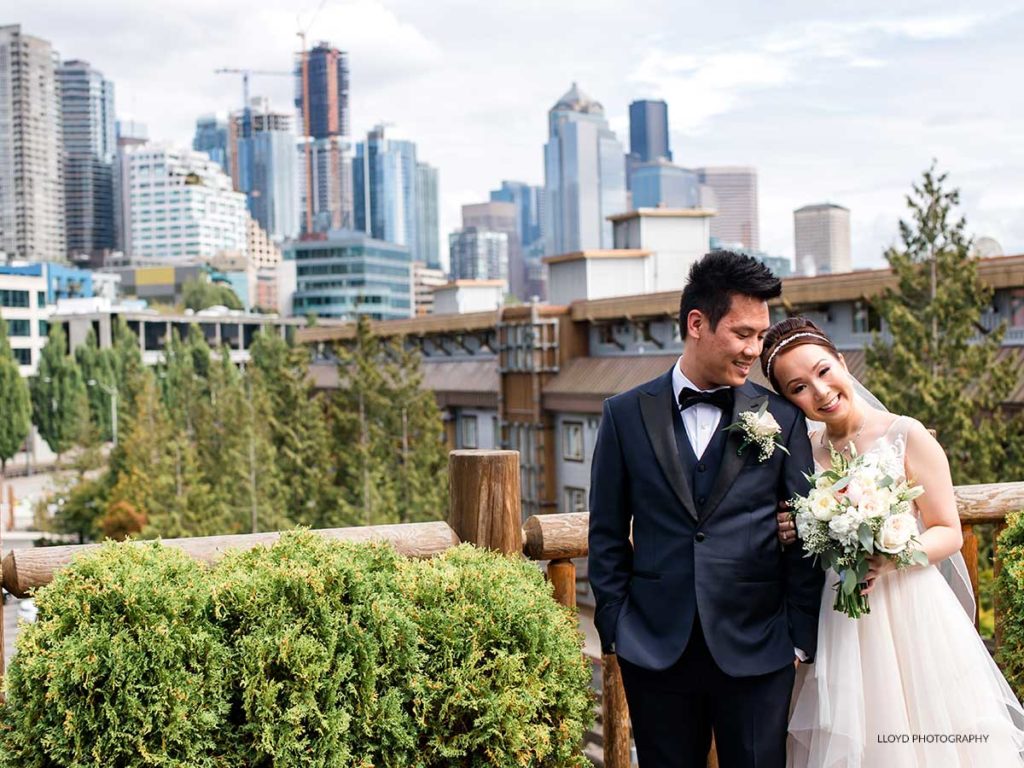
[723,401,790,462]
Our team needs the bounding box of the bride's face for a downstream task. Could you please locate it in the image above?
[771,343,853,424]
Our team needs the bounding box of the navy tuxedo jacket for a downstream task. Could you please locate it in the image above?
[587,369,825,676]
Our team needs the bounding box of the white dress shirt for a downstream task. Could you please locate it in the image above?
[671,357,731,458]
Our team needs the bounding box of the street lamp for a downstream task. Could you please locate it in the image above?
[87,379,118,446]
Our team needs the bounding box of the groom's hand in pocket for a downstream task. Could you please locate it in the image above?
[777,500,797,546]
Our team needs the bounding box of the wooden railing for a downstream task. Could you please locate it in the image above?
[0,454,1021,768]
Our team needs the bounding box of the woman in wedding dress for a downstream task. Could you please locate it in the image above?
[761,317,1024,768]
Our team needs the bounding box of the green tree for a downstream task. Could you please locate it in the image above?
[248,329,345,528]
[30,323,87,459]
[182,277,243,311]
[0,312,31,475]
[864,165,1024,485]
[74,328,117,441]
[332,316,447,525]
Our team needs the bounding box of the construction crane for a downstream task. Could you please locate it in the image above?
[213,68,292,138]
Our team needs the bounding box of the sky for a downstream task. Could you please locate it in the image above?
[16,0,1024,270]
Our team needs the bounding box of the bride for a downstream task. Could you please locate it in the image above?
[761,316,1024,767]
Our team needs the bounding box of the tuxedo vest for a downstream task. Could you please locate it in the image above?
[671,400,730,518]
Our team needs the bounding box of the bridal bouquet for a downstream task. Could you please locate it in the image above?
[790,444,928,618]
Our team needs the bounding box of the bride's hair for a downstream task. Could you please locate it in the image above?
[760,317,841,392]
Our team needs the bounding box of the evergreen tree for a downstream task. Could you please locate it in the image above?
[0,312,31,475]
[30,323,87,459]
[865,164,1024,484]
[332,316,447,526]
[75,329,117,442]
[182,277,243,311]
[248,329,346,528]
[194,348,289,534]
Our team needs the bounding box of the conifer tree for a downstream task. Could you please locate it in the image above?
[75,328,117,442]
[30,323,87,459]
[865,164,1024,484]
[0,312,31,475]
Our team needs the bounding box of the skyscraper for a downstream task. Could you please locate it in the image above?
[794,203,851,276]
[232,98,298,242]
[353,125,438,264]
[490,181,542,249]
[629,99,671,163]
[113,120,147,259]
[696,166,760,250]
[543,83,627,255]
[296,43,350,139]
[415,162,440,269]
[192,115,230,177]
[123,144,248,262]
[295,42,351,235]
[0,26,65,261]
[461,201,519,296]
[449,228,509,283]
[58,60,116,263]
[631,161,700,209]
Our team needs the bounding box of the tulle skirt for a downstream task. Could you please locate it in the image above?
[787,564,1024,767]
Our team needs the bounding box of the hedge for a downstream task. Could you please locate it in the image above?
[0,532,593,767]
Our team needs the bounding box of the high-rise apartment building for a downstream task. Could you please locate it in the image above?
[415,162,440,269]
[113,120,148,259]
[123,144,248,262]
[543,83,627,255]
[230,99,298,242]
[449,227,509,284]
[461,201,520,297]
[0,26,65,261]
[696,166,760,250]
[58,60,116,263]
[794,203,851,276]
[412,260,447,316]
[295,42,351,236]
[192,115,230,177]
[296,43,350,139]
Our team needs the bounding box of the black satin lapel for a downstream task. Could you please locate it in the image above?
[701,388,768,522]
[639,388,697,521]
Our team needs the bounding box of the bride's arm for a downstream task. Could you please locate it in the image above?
[903,420,964,563]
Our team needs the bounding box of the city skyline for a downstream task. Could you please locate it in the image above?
[10,1,1024,270]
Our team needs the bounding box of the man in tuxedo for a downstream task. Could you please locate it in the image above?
[588,250,824,768]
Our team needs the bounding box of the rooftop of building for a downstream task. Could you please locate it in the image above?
[542,249,651,265]
[551,82,604,115]
[606,208,716,223]
[436,280,507,289]
[795,203,850,213]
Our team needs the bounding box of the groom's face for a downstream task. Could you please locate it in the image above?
[687,293,771,389]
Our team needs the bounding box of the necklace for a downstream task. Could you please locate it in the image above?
[822,415,866,454]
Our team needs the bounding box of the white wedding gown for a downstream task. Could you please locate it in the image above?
[787,416,1024,767]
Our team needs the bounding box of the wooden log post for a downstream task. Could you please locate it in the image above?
[547,559,576,609]
[962,523,980,630]
[447,450,522,555]
[603,653,631,768]
[995,521,1008,652]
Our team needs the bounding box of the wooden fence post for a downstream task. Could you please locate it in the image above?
[547,559,575,609]
[447,450,522,555]
[962,523,980,629]
[603,654,631,768]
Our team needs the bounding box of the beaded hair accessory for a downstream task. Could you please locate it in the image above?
[764,332,832,381]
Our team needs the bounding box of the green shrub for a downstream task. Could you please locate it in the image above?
[403,545,593,767]
[0,541,230,767]
[998,511,1024,698]
[209,530,420,767]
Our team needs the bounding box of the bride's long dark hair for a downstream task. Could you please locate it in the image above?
[760,317,841,393]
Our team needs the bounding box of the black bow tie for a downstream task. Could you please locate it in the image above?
[678,386,734,412]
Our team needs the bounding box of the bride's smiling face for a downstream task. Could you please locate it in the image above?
[771,343,854,425]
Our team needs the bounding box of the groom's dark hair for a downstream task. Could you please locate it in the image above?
[679,250,782,332]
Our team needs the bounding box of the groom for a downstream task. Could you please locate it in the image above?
[588,250,824,768]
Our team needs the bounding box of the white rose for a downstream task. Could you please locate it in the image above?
[809,489,840,521]
[875,513,918,554]
[828,513,859,547]
[814,474,833,490]
[749,410,781,438]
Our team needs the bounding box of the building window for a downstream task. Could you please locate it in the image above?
[565,486,587,514]
[37,291,46,308]
[461,415,478,449]
[38,319,49,337]
[562,421,584,462]
[852,300,880,334]
[0,290,29,308]
[6,319,30,337]
[12,348,31,366]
